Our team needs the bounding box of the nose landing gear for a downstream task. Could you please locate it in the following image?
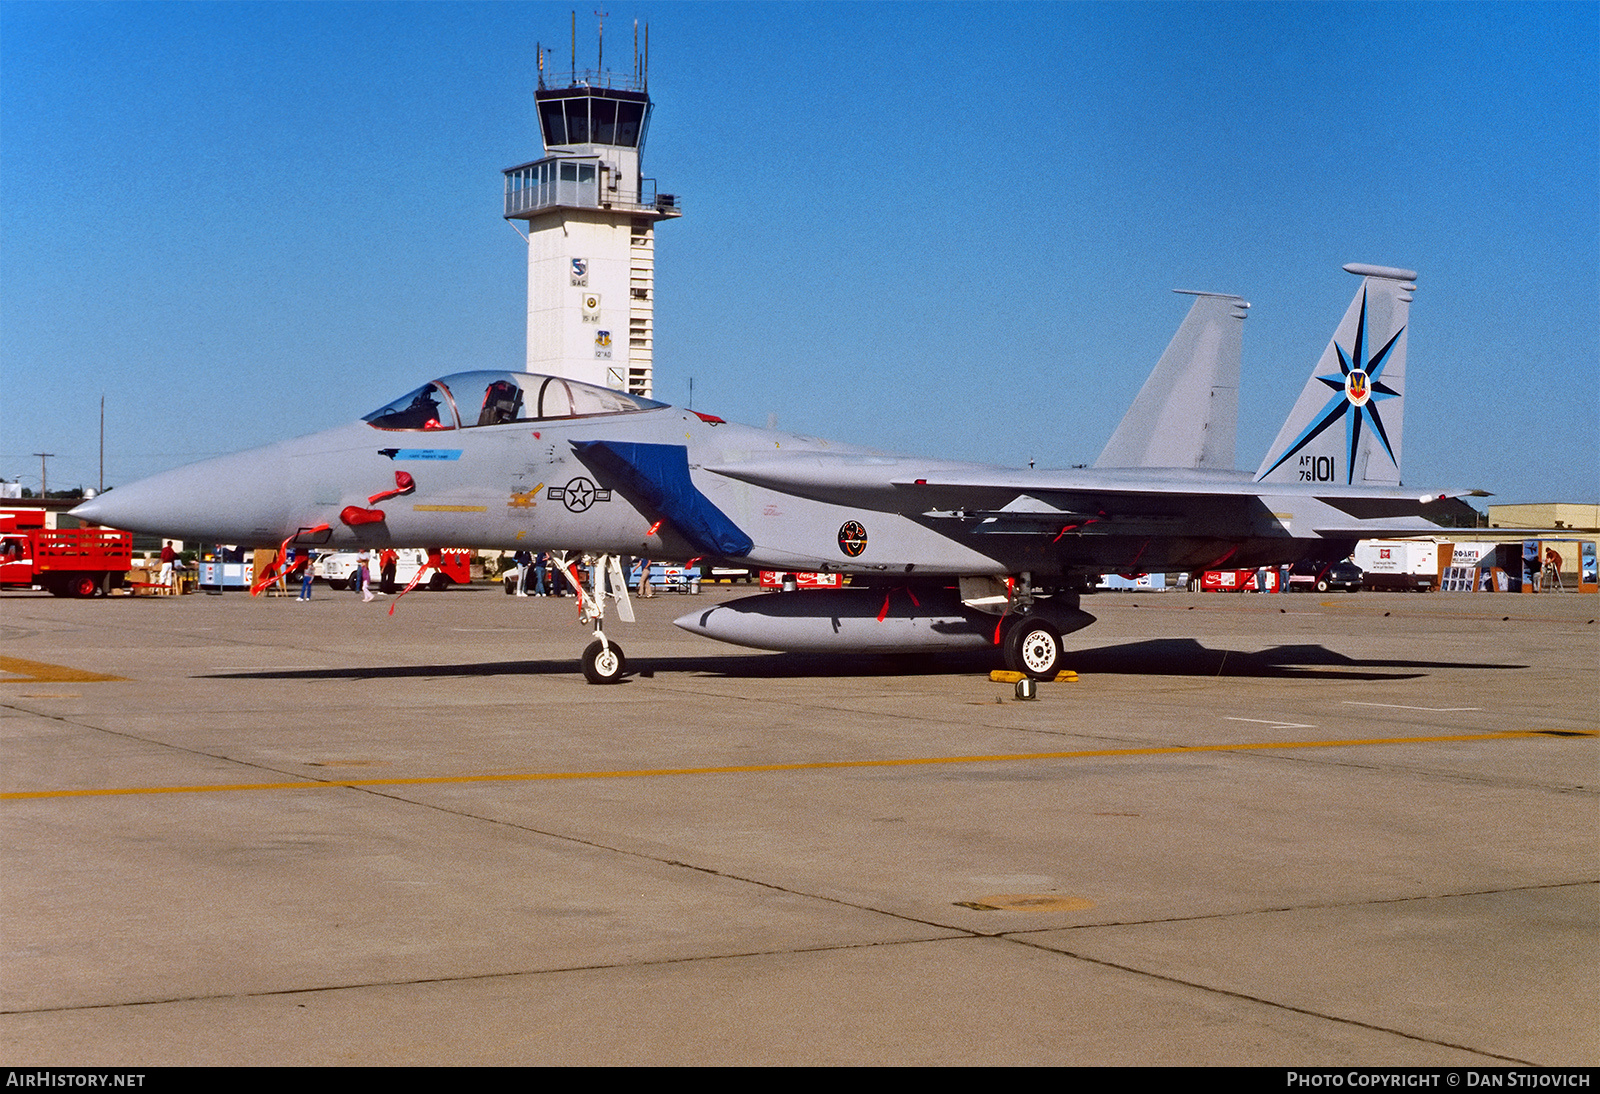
[555,552,636,685]
[582,638,627,684]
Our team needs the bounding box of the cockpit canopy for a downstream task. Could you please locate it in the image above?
[363,371,666,432]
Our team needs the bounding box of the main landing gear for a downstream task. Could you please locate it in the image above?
[1003,615,1064,681]
[961,572,1087,682]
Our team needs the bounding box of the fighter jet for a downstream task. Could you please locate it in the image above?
[74,263,1469,683]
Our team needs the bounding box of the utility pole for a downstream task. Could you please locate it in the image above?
[33,453,54,499]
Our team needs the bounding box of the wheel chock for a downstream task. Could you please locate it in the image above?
[989,669,1078,684]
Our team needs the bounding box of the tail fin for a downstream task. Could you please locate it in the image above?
[1095,291,1248,470]
[1255,263,1416,486]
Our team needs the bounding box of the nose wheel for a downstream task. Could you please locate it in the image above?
[582,638,627,684]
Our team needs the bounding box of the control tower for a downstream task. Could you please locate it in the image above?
[502,21,681,396]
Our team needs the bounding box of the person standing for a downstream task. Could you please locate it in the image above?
[545,552,564,597]
[354,549,373,602]
[1543,547,1564,591]
[159,541,177,593]
[293,548,314,601]
[513,549,532,597]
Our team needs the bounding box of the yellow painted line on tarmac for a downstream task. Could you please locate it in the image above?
[3,729,1593,802]
[0,656,126,683]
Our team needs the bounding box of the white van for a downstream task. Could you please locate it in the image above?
[314,548,468,592]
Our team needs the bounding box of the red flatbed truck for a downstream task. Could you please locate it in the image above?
[0,510,133,597]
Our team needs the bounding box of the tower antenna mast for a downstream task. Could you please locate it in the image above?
[503,17,680,396]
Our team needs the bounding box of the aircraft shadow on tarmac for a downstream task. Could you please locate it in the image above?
[200,639,1525,683]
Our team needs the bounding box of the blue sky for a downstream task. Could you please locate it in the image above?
[3,1,1596,507]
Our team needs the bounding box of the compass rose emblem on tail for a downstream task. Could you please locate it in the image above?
[1256,263,1415,487]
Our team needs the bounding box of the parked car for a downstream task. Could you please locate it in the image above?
[1289,559,1363,592]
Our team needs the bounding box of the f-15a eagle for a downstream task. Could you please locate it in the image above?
[74,263,1472,682]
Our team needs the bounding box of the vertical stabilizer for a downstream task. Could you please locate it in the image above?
[1255,263,1416,486]
[1095,291,1247,470]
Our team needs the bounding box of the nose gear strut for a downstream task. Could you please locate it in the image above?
[552,551,635,684]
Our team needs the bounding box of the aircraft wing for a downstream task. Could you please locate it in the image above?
[707,458,1484,541]
[709,457,1483,506]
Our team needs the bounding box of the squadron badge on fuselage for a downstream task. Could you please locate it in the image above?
[838,520,868,557]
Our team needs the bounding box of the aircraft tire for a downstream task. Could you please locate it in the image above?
[1004,616,1063,681]
[581,639,627,685]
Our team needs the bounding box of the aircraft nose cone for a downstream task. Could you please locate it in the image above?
[67,494,116,526]
[68,473,183,532]
[67,447,298,545]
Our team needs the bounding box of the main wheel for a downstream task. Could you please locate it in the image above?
[581,639,627,684]
[1004,616,1063,681]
